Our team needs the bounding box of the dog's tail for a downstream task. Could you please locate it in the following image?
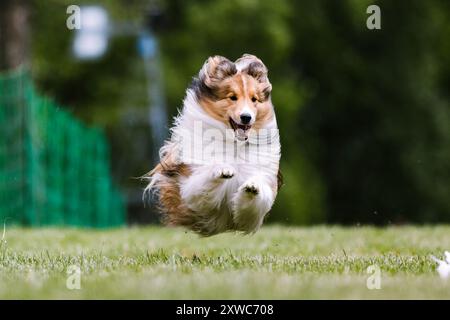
[142,141,181,204]
[142,164,163,204]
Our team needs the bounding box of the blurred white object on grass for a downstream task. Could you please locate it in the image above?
[431,251,450,279]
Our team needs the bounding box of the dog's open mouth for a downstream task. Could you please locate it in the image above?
[229,118,252,141]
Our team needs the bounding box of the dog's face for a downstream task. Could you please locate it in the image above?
[192,54,274,140]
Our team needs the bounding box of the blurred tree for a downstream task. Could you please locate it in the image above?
[30,0,154,222]
[0,0,30,70]
[291,0,450,223]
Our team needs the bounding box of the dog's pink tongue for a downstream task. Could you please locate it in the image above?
[236,128,248,141]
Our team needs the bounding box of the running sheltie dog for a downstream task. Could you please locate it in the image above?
[144,54,281,236]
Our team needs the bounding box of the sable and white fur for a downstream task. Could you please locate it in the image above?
[144,54,281,236]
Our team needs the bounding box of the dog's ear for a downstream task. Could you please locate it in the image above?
[236,54,272,99]
[199,56,237,89]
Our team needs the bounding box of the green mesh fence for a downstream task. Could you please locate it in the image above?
[0,69,126,227]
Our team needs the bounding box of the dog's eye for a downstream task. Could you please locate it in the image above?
[251,97,257,103]
[229,95,238,101]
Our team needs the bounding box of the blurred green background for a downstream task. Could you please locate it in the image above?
[1,0,449,226]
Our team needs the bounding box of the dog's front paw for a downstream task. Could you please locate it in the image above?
[240,180,260,196]
[213,166,235,179]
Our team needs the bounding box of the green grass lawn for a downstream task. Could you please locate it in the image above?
[1,225,449,299]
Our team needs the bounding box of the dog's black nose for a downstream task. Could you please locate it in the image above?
[240,113,252,124]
